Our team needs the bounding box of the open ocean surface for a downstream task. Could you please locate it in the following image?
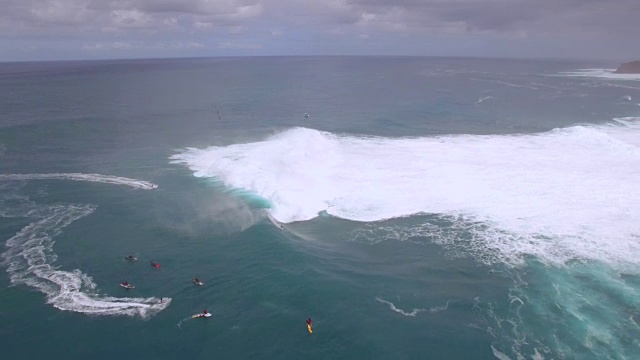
[1,56,639,359]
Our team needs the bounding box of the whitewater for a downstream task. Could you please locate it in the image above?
[172,119,640,268]
[0,174,169,318]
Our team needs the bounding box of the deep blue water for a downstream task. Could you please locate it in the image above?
[1,56,640,359]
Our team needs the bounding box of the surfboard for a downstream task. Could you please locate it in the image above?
[193,280,204,286]
[267,212,285,230]
[192,313,211,319]
[307,323,313,334]
[120,283,134,289]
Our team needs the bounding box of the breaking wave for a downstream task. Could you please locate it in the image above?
[171,120,640,268]
[557,69,640,81]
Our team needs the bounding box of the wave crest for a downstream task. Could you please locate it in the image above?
[172,122,640,267]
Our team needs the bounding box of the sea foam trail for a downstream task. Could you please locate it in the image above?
[376,297,425,317]
[0,173,158,190]
[171,120,640,267]
[0,175,167,318]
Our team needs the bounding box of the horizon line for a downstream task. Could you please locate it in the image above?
[0,54,624,66]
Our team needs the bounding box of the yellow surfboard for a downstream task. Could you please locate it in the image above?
[307,323,313,334]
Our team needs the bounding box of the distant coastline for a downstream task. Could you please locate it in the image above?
[614,60,640,74]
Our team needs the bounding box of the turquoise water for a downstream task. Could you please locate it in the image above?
[1,57,639,359]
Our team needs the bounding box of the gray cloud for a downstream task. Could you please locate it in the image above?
[0,0,638,60]
[2,0,634,34]
[0,0,263,32]
[339,0,639,35]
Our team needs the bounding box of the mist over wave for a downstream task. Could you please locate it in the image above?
[172,120,640,267]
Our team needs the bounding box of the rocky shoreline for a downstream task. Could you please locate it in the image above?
[614,61,640,74]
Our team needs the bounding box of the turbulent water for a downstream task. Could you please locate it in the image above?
[1,56,639,359]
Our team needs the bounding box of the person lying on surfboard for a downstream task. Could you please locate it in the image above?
[306,318,313,333]
[192,310,209,318]
[151,261,160,268]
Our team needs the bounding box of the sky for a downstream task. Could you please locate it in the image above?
[0,0,639,62]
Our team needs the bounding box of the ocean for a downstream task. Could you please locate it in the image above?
[0,56,639,359]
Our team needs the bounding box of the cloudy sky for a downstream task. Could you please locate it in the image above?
[0,0,638,62]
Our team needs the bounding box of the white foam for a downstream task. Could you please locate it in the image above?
[607,117,640,147]
[0,173,158,190]
[0,175,167,318]
[491,346,513,360]
[475,96,493,104]
[375,297,425,317]
[172,122,640,267]
[429,300,452,313]
[558,69,640,81]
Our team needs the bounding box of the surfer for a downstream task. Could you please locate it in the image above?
[124,255,137,261]
[306,317,313,333]
[193,309,209,318]
[122,281,129,286]
[151,261,160,268]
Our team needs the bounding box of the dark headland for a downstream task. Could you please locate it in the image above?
[614,61,640,74]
